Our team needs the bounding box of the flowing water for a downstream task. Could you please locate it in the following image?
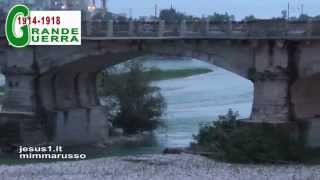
[95,58,254,156]
[147,59,254,148]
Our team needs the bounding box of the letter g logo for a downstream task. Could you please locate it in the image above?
[5,5,30,48]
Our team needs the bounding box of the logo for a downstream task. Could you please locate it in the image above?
[5,4,81,48]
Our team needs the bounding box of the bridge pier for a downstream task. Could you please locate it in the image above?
[251,74,290,122]
[38,71,108,144]
[1,48,38,113]
[76,73,99,108]
[0,47,47,147]
[249,40,292,123]
[2,74,37,113]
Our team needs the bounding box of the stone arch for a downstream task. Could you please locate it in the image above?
[38,39,255,81]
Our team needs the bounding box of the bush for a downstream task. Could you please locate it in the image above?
[99,62,166,134]
[194,109,305,163]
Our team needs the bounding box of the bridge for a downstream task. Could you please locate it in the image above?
[1,19,320,146]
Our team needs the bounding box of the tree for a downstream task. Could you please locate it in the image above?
[314,15,320,20]
[194,109,305,163]
[207,12,235,22]
[298,14,311,21]
[159,8,185,22]
[281,10,288,19]
[100,62,166,134]
[243,15,256,21]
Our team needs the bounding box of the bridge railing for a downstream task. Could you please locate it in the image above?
[81,20,320,39]
[1,19,320,39]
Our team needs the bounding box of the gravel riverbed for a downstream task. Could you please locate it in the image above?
[0,154,319,180]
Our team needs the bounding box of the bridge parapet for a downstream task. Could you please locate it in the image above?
[1,19,320,39]
[81,19,320,39]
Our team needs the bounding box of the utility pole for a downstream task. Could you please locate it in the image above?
[155,4,158,18]
[301,4,304,15]
[288,2,290,21]
[102,0,107,10]
[129,8,132,19]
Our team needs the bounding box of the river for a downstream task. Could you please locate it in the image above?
[91,58,254,157]
[146,58,254,148]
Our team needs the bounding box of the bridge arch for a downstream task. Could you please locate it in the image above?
[37,39,256,112]
[37,39,256,79]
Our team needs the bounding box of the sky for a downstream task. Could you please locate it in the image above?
[95,0,320,20]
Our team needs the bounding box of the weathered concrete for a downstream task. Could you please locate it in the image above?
[53,106,109,145]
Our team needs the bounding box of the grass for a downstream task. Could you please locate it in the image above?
[144,68,213,81]
[0,86,5,96]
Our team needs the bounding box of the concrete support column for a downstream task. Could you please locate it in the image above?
[250,40,292,123]
[39,71,99,111]
[180,20,186,36]
[86,21,93,36]
[307,19,313,38]
[54,73,78,110]
[205,20,210,35]
[128,21,135,36]
[158,20,165,37]
[39,73,56,110]
[2,74,36,112]
[76,73,99,108]
[251,75,290,122]
[2,48,37,113]
[228,20,233,34]
[107,20,114,37]
[53,106,109,145]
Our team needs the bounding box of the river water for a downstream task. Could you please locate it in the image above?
[93,58,253,157]
[145,59,254,148]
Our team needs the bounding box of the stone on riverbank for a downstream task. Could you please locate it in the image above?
[0,154,319,180]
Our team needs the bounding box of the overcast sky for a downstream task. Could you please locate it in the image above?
[97,0,320,20]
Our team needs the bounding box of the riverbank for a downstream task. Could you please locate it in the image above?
[145,68,213,81]
[0,154,319,180]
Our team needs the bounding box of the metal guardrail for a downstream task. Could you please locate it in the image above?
[1,19,320,39]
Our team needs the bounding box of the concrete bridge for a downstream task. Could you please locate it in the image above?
[1,19,320,146]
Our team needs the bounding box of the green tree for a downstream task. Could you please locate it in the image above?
[194,109,304,163]
[314,15,320,20]
[208,12,235,22]
[298,14,311,21]
[159,8,185,22]
[243,15,256,21]
[100,62,166,134]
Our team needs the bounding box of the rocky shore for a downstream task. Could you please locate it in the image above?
[0,154,320,180]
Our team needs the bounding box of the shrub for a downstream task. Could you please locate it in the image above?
[99,62,166,134]
[194,109,305,163]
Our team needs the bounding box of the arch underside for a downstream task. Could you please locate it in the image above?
[38,40,255,80]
